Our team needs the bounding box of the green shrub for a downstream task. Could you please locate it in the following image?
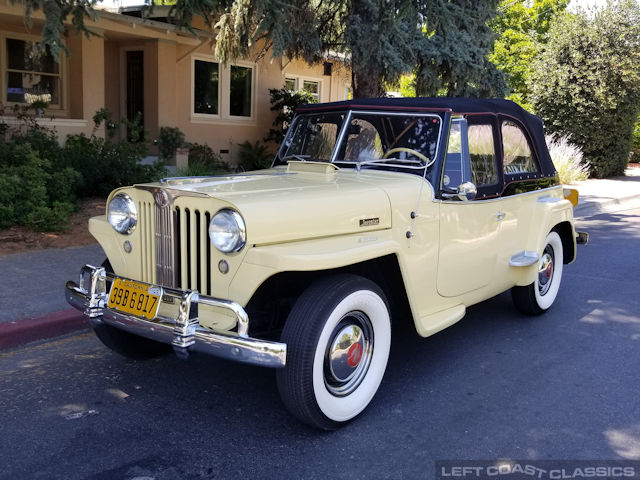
[529,3,640,178]
[62,113,165,197]
[0,107,164,231]
[158,126,186,161]
[188,143,229,173]
[546,135,590,184]
[0,141,77,231]
[25,201,75,232]
[173,163,227,177]
[237,140,273,171]
[631,119,640,163]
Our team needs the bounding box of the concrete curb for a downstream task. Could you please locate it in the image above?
[574,193,640,218]
[0,309,89,351]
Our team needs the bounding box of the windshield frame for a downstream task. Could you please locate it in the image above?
[276,109,445,175]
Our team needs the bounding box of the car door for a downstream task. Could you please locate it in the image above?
[437,117,506,297]
[495,118,547,272]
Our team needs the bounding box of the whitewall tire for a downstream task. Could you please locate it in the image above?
[512,230,564,315]
[277,274,391,430]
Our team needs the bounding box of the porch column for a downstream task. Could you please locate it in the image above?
[67,32,105,136]
[144,39,177,142]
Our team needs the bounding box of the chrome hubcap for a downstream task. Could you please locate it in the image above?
[537,245,554,296]
[324,311,373,397]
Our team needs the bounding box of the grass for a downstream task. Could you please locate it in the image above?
[546,135,590,184]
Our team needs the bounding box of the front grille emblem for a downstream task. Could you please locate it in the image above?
[155,189,169,207]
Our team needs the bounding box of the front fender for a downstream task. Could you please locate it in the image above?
[513,196,577,287]
[228,231,400,306]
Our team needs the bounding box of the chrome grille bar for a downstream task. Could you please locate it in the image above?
[155,200,175,288]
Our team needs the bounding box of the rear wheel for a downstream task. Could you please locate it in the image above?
[511,231,564,315]
[93,259,170,360]
[277,274,391,430]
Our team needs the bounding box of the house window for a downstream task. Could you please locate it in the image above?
[284,76,320,102]
[302,80,320,102]
[5,38,60,107]
[229,65,252,117]
[193,60,219,115]
[284,77,296,91]
[192,58,255,121]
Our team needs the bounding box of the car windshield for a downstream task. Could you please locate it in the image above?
[277,110,443,174]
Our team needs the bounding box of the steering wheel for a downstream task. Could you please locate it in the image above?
[382,147,428,163]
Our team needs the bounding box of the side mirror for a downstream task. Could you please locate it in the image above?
[457,182,477,201]
[441,181,477,201]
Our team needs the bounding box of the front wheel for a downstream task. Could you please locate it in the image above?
[277,274,391,430]
[511,230,564,315]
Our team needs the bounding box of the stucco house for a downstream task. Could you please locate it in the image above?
[0,3,351,164]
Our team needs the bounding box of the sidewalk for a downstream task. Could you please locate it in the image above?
[0,244,105,349]
[1,168,639,350]
[572,166,640,217]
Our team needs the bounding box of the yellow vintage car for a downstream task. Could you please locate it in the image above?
[66,98,586,430]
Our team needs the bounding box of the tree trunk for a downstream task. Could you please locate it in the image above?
[351,62,386,98]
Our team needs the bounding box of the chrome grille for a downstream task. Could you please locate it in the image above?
[137,187,213,295]
[175,207,213,296]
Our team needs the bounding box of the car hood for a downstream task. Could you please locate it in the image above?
[153,167,394,245]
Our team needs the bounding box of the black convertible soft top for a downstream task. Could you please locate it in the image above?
[297,97,554,177]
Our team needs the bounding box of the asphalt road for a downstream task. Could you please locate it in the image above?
[1,207,639,480]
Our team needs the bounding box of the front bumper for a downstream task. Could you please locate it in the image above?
[65,265,286,368]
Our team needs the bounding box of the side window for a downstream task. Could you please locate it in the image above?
[502,121,538,174]
[443,119,470,188]
[443,119,498,193]
[468,124,498,186]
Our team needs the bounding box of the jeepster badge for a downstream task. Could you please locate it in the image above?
[155,189,169,207]
[359,217,380,227]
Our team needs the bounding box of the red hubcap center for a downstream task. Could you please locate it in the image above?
[347,343,363,368]
[546,263,553,278]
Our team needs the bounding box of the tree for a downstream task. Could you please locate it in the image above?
[489,0,569,108]
[18,0,504,99]
[413,0,507,97]
[208,0,418,97]
[530,1,640,177]
[11,0,100,61]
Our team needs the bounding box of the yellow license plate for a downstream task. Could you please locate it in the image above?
[108,278,162,320]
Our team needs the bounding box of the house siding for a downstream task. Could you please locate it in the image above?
[0,4,351,164]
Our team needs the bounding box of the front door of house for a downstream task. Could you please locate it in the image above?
[126,50,144,141]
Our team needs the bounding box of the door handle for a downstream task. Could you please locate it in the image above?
[496,211,506,221]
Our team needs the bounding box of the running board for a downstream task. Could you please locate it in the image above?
[509,251,540,267]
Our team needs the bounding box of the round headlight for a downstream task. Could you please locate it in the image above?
[108,193,137,234]
[209,209,246,253]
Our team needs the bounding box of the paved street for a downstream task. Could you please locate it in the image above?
[1,207,639,480]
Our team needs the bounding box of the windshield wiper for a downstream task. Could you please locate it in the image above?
[282,154,310,162]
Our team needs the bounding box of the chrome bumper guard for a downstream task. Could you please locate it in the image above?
[65,265,286,368]
[576,231,589,245]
